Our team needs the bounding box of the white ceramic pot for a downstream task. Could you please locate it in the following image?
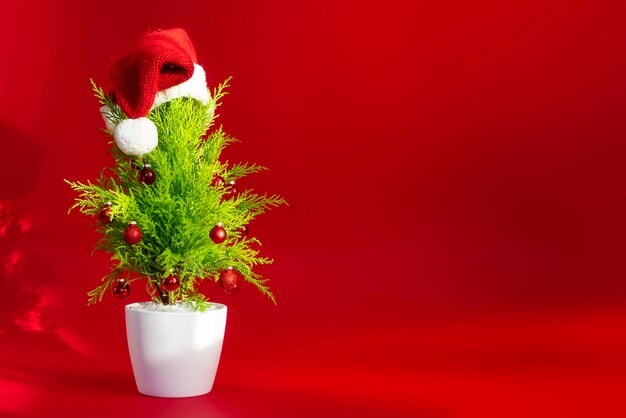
[125,302,227,398]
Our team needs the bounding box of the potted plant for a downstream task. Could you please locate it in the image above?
[66,28,285,398]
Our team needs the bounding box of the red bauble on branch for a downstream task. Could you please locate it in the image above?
[123,221,142,245]
[240,225,249,236]
[99,202,113,224]
[224,180,239,200]
[138,164,156,185]
[162,274,180,292]
[210,223,227,244]
[218,267,240,295]
[113,279,130,299]
[211,173,224,187]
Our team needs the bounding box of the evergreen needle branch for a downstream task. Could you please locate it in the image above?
[67,79,286,309]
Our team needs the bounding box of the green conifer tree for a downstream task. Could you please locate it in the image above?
[66,79,285,310]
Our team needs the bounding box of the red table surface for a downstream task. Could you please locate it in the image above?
[2,1,626,417]
[2,310,626,418]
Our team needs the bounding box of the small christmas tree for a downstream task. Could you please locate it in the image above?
[66,29,285,310]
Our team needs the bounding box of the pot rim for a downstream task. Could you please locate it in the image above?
[125,301,226,315]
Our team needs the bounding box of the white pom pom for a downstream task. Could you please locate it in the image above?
[99,105,118,133]
[113,118,158,156]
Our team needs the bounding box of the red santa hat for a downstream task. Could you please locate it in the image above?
[101,28,210,156]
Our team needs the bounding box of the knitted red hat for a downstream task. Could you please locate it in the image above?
[102,28,210,156]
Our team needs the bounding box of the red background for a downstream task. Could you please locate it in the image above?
[2,1,626,417]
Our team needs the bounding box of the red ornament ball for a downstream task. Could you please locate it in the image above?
[240,225,249,235]
[138,164,156,185]
[210,223,227,244]
[162,274,180,292]
[219,268,240,295]
[211,173,225,187]
[99,202,113,224]
[113,279,130,299]
[123,221,142,245]
[224,180,239,199]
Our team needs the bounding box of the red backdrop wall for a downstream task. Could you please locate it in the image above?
[1,1,626,417]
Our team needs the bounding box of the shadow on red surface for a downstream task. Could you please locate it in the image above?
[0,333,419,418]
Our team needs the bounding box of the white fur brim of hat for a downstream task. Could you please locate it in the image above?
[101,64,211,157]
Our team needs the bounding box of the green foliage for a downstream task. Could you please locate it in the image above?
[67,79,285,308]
